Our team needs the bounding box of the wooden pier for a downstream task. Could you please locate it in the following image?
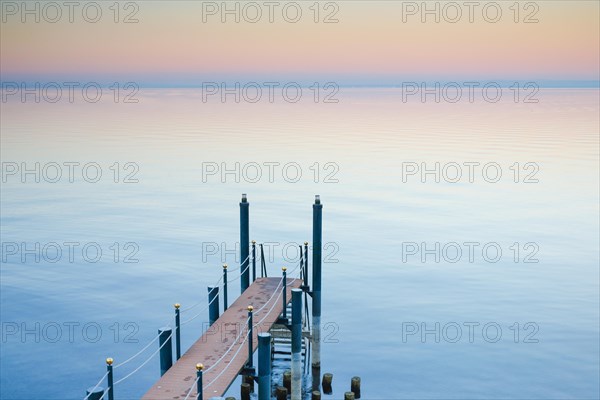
[142,277,302,400]
[84,195,325,400]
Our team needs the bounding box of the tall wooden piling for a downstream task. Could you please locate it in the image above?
[312,195,323,368]
[258,333,272,400]
[291,288,303,400]
[240,194,250,292]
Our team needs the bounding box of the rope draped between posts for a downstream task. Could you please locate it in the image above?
[113,330,174,386]
[83,371,109,400]
[204,328,251,389]
[181,253,252,313]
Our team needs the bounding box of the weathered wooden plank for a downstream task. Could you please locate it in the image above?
[142,277,302,400]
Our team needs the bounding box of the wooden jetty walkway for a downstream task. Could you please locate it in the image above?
[143,277,302,400]
[83,195,326,400]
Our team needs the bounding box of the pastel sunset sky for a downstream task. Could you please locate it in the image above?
[1,1,599,85]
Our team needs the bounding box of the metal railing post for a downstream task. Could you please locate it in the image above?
[196,363,204,400]
[106,358,114,400]
[247,306,254,369]
[282,267,288,320]
[223,264,228,311]
[175,304,181,360]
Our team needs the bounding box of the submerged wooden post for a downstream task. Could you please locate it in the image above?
[258,333,272,400]
[275,386,288,400]
[344,392,355,400]
[240,194,250,292]
[322,373,333,394]
[291,288,302,400]
[106,358,114,400]
[208,286,219,326]
[311,391,322,400]
[351,376,361,398]
[158,328,173,376]
[283,370,291,392]
[241,383,251,400]
[174,304,181,360]
[312,195,323,368]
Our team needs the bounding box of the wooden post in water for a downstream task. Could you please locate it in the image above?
[351,376,361,398]
[158,328,173,376]
[311,391,322,400]
[322,373,333,394]
[275,386,288,400]
[258,333,272,400]
[344,392,355,400]
[291,288,303,400]
[240,194,250,292]
[283,370,292,392]
[241,383,251,400]
[312,195,323,368]
[208,286,220,325]
[85,387,104,400]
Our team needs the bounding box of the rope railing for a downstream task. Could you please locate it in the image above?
[113,324,171,370]
[181,292,220,326]
[83,239,307,398]
[223,257,252,283]
[204,316,252,373]
[182,376,200,400]
[204,329,250,389]
[223,253,251,273]
[113,331,174,386]
[83,371,109,400]
[255,266,302,329]
[181,253,252,313]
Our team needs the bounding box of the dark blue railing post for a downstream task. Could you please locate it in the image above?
[304,241,309,288]
[175,304,181,360]
[196,363,204,400]
[85,386,104,400]
[312,194,323,368]
[257,333,272,400]
[223,264,228,311]
[158,327,173,376]
[247,306,254,369]
[106,358,114,400]
[282,267,288,320]
[252,240,257,282]
[240,194,250,292]
[208,286,219,326]
[291,289,303,400]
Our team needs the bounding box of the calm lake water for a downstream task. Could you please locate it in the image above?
[1,88,599,399]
